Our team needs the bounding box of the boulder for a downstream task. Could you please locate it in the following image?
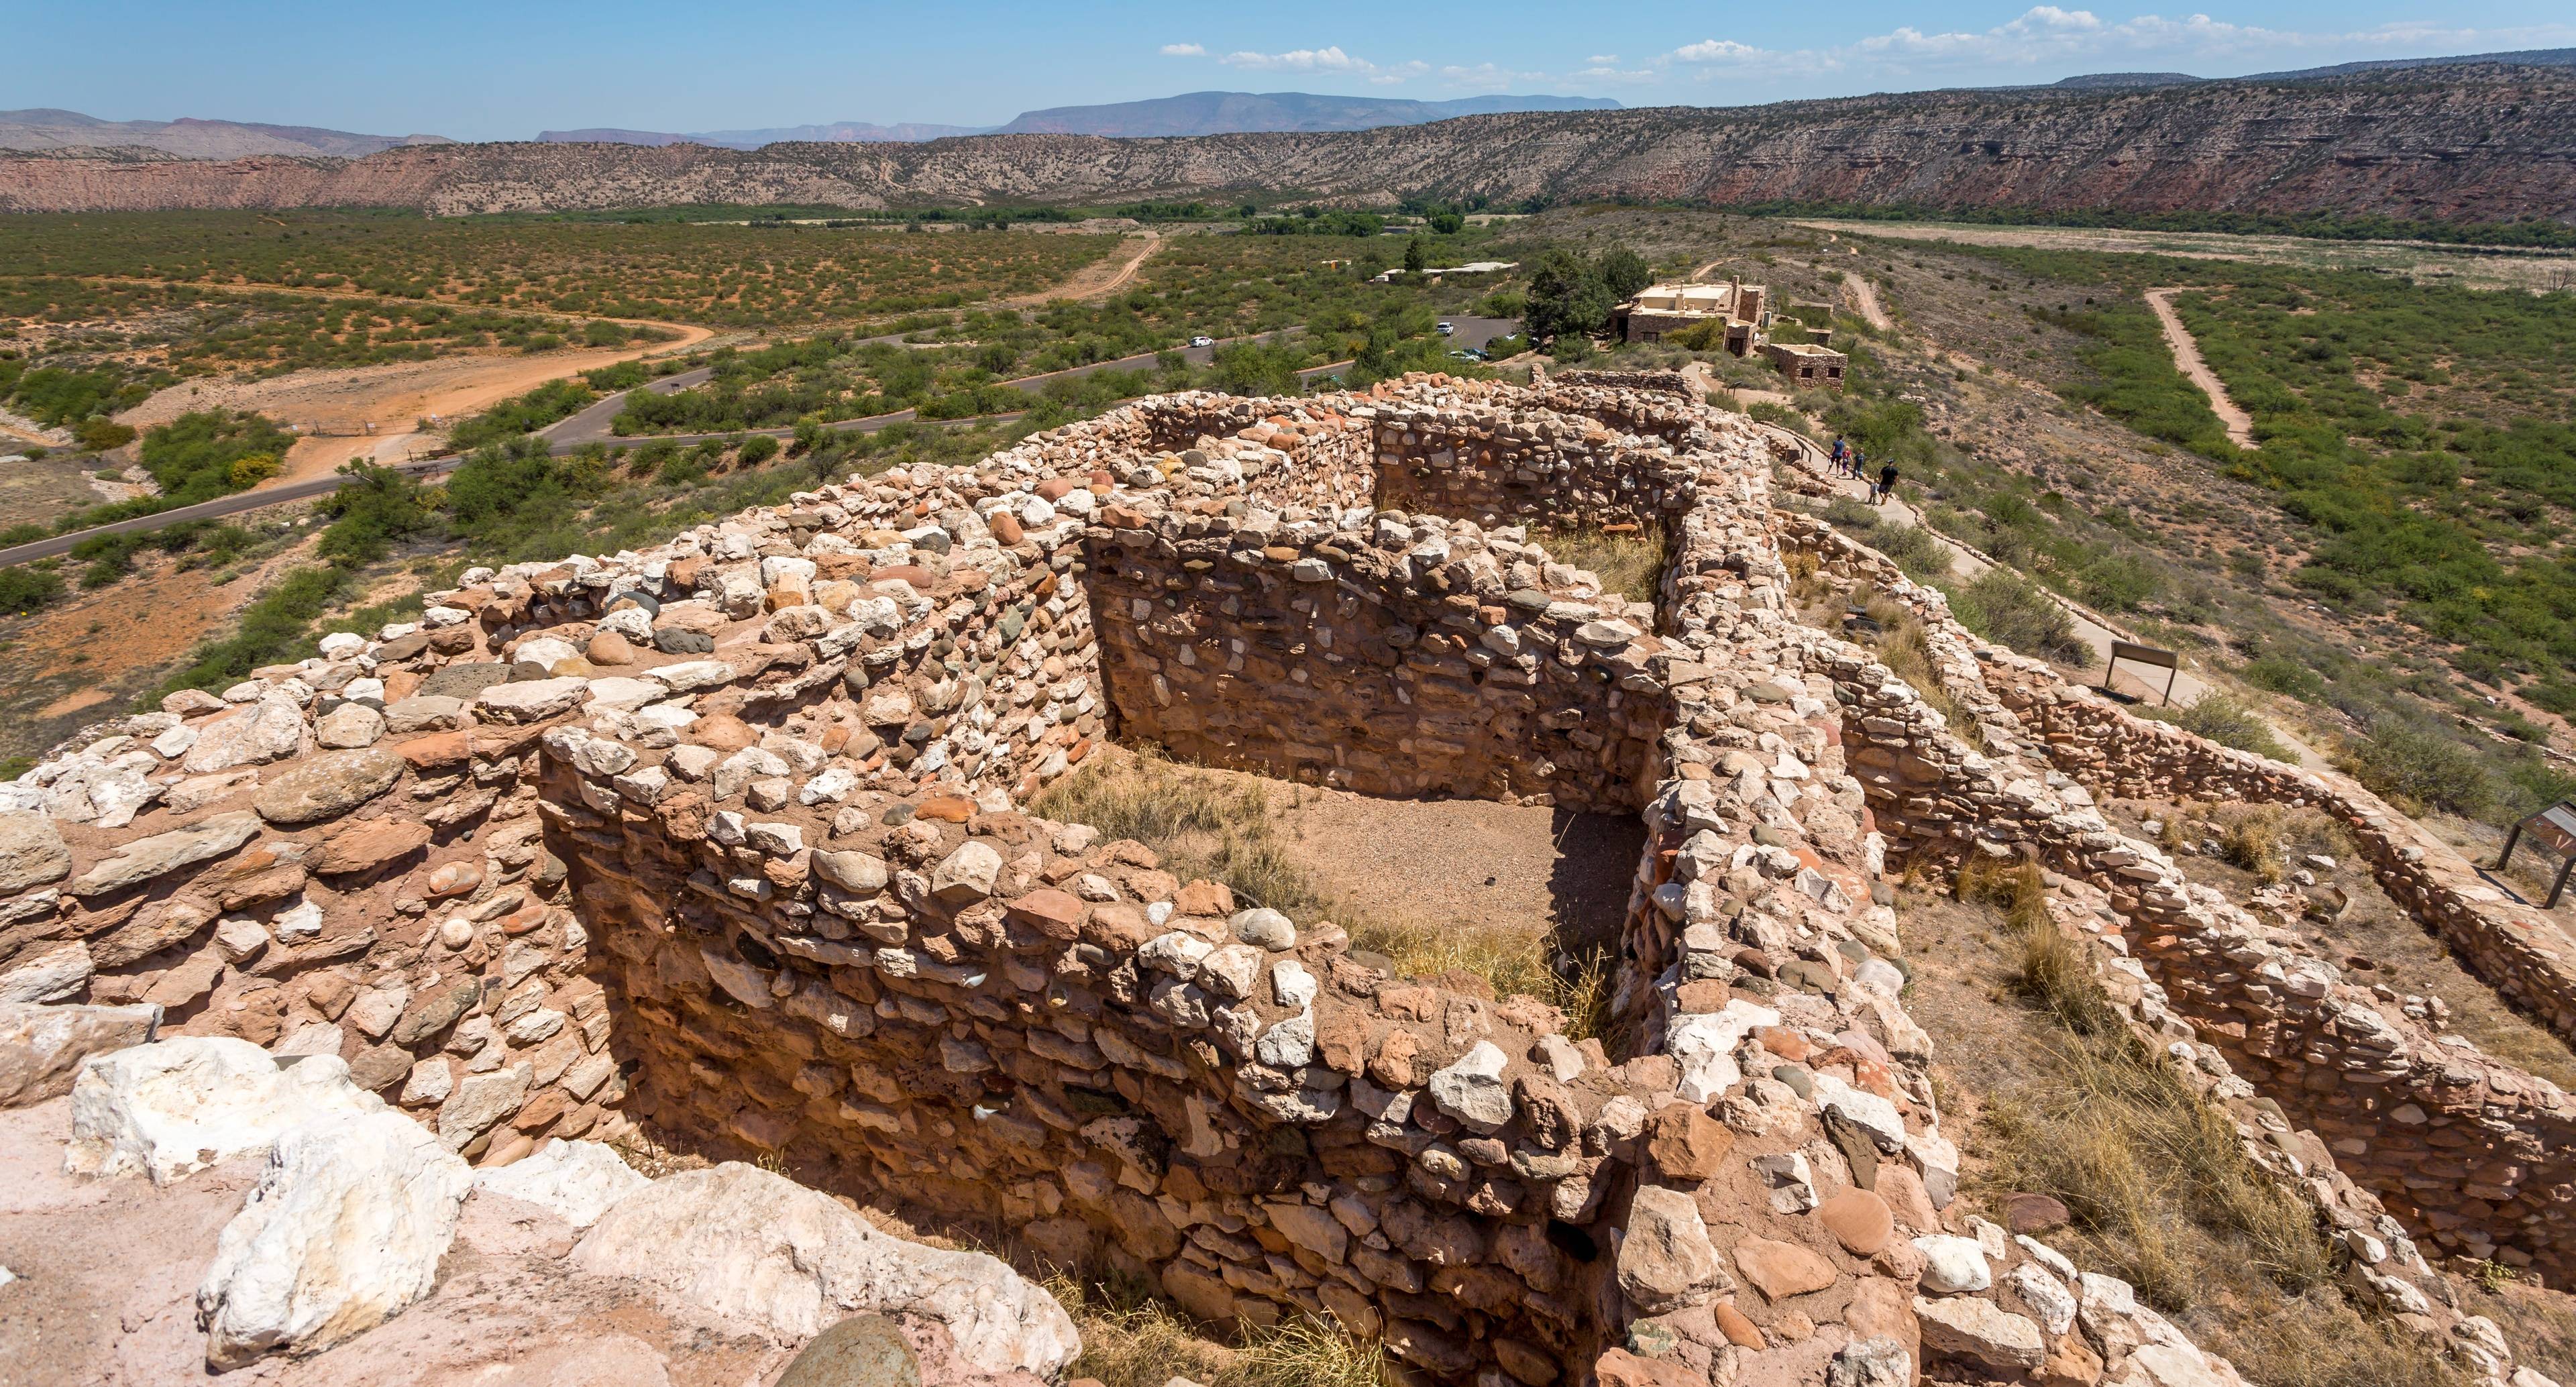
[251,748,405,825]
[65,1036,380,1184]
[471,1138,649,1227]
[0,1001,159,1107]
[68,810,263,897]
[0,811,72,894]
[775,1315,919,1387]
[195,1109,474,1368]
[572,1162,1079,1379]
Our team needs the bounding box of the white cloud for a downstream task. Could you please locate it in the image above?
[1215,45,1430,84]
[1671,38,1773,64]
[1158,42,1206,57]
[1587,54,1621,64]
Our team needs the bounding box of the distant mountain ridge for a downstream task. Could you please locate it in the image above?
[991,91,1620,137]
[537,121,991,148]
[5,62,2567,227]
[535,91,1621,148]
[0,108,449,158]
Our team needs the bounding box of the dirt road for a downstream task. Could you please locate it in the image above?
[2143,287,2257,449]
[1006,231,1160,307]
[124,321,717,487]
[1841,272,1893,331]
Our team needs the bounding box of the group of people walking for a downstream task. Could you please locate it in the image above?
[1828,437,1900,505]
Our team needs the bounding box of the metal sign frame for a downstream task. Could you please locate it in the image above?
[2105,640,2181,707]
[2498,801,2576,909]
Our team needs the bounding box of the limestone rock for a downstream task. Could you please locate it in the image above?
[66,1036,380,1184]
[1828,1338,1915,1387]
[471,1138,649,1228]
[182,694,307,773]
[68,810,262,897]
[1427,1040,1513,1132]
[572,1162,1079,1378]
[0,940,92,1003]
[0,1000,158,1107]
[0,811,72,894]
[1913,1294,2044,1373]
[1617,1184,1729,1315]
[476,677,591,724]
[313,703,386,749]
[1913,1235,1991,1294]
[195,1109,474,1368]
[252,748,405,825]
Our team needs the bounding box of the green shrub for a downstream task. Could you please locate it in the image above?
[1951,568,2088,664]
[136,410,295,506]
[2344,720,2495,820]
[737,434,780,466]
[74,417,136,452]
[1874,523,1952,580]
[0,564,64,615]
[2137,694,2296,764]
[2241,654,2326,704]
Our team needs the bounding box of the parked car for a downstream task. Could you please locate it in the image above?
[1189,335,1215,348]
[1436,322,1456,336]
[1449,348,1487,362]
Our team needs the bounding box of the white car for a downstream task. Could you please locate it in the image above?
[1436,322,1456,336]
[1189,335,1215,348]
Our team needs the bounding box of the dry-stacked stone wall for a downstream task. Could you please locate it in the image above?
[1779,512,2576,1345]
[13,373,2556,1386]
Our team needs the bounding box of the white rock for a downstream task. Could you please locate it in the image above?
[66,1038,380,1184]
[1668,999,1779,1103]
[1427,1040,1513,1132]
[2008,1261,2078,1336]
[1913,1234,1992,1294]
[572,1162,1079,1378]
[195,1109,473,1368]
[0,941,93,1003]
[471,1138,649,1228]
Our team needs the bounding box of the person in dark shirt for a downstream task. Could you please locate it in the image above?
[1875,461,1900,506]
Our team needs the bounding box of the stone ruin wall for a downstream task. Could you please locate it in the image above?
[11,373,2561,1387]
[1776,511,2576,1333]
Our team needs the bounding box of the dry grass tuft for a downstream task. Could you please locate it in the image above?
[1046,1274,1387,1387]
[1931,863,2471,1387]
[1531,521,1666,606]
[1030,747,1613,1038]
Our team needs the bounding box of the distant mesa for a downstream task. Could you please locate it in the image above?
[536,121,993,148]
[535,92,1623,148]
[988,91,1623,138]
[0,108,450,160]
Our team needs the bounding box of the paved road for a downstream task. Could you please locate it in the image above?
[0,452,472,567]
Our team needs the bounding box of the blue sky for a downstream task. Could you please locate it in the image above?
[14,1,2574,139]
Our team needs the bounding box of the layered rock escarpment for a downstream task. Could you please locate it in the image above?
[5,64,2572,222]
[1,374,2553,1385]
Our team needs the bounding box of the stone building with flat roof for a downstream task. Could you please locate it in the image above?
[1613,281,1767,351]
[1762,339,1848,391]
